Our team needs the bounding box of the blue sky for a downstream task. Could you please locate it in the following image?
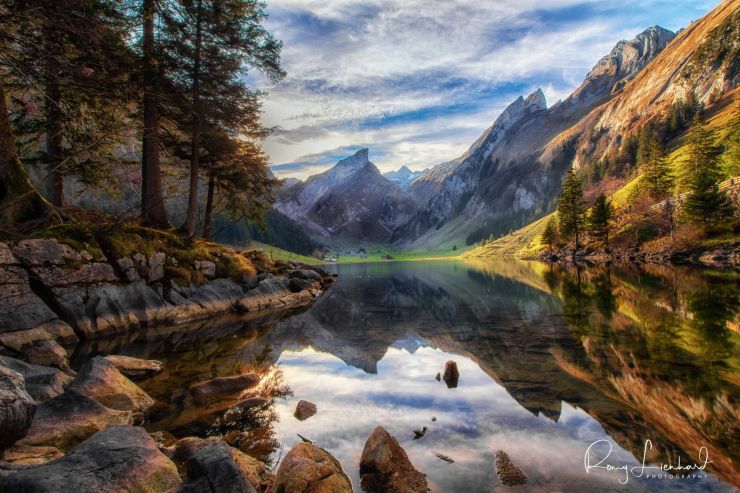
[255,0,720,179]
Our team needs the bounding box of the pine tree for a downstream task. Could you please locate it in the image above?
[589,194,613,247]
[682,116,734,229]
[640,134,674,201]
[540,216,559,252]
[557,167,586,259]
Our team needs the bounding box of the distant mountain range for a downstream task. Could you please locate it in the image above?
[274,0,739,248]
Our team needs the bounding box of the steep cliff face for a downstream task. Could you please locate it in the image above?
[275,149,418,244]
[393,24,680,248]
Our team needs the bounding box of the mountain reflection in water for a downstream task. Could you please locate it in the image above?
[75,260,739,493]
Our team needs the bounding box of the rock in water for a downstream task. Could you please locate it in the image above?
[274,443,352,493]
[20,389,133,451]
[189,373,260,403]
[0,426,181,492]
[0,365,35,450]
[104,355,164,381]
[179,441,257,493]
[442,361,459,388]
[494,450,528,486]
[359,426,428,493]
[70,356,155,412]
[294,400,317,421]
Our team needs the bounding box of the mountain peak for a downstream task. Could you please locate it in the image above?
[525,88,547,111]
[337,148,370,168]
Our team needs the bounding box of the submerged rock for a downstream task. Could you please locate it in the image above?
[494,449,528,486]
[294,400,317,421]
[0,426,181,492]
[71,356,155,412]
[189,373,260,403]
[274,443,352,493]
[104,354,164,381]
[0,356,72,401]
[0,365,35,450]
[442,360,459,388]
[20,389,132,451]
[359,426,428,493]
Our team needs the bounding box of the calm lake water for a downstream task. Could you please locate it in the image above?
[79,260,740,493]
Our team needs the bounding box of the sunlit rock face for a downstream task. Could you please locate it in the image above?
[275,149,419,245]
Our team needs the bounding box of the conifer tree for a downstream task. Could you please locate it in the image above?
[682,116,733,229]
[589,194,613,247]
[640,134,674,201]
[540,216,559,253]
[557,167,586,259]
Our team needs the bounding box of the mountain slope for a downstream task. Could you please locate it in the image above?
[393,25,683,249]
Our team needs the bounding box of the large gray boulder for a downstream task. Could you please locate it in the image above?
[177,441,257,493]
[359,426,428,493]
[20,389,133,451]
[70,356,155,412]
[274,443,352,493]
[0,365,35,450]
[0,426,181,492]
[0,356,72,401]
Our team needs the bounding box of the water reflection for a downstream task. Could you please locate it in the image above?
[72,260,740,492]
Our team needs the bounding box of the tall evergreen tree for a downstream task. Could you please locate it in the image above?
[540,216,559,253]
[557,167,586,259]
[589,193,613,248]
[160,0,284,237]
[640,133,674,201]
[682,116,733,229]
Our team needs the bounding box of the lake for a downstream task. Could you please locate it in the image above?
[82,260,739,492]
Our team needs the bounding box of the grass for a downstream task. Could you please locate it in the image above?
[463,214,551,259]
[247,241,324,265]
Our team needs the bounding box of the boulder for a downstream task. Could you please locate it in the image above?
[0,356,72,401]
[1,443,63,465]
[288,269,323,282]
[442,360,459,388]
[231,448,275,492]
[293,400,317,421]
[289,277,318,293]
[0,426,181,492]
[104,354,164,381]
[70,356,155,412]
[274,443,352,493]
[359,426,428,493]
[178,441,257,493]
[189,373,260,403]
[25,340,74,375]
[169,436,223,463]
[0,365,35,450]
[149,252,166,282]
[20,389,133,451]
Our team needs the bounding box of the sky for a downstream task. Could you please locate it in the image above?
[253,0,720,179]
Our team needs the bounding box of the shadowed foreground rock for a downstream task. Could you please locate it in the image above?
[274,443,352,493]
[177,441,257,493]
[70,356,155,412]
[0,365,35,450]
[0,426,181,492]
[359,426,428,493]
[0,355,72,401]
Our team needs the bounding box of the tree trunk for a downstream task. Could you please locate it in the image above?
[202,174,215,240]
[141,0,170,228]
[0,82,59,232]
[183,0,203,237]
[43,11,64,207]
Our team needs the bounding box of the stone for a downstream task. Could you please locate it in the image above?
[178,441,257,493]
[288,269,322,282]
[117,257,140,282]
[199,260,216,278]
[231,448,275,492]
[274,443,352,493]
[289,277,318,293]
[359,426,428,493]
[294,400,317,421]
[1,443,63,465]
[149,252,166,282]
[494,450,528,486]
[104,355,164,381]
[25,340,73,375]
[11,239,83,266]
[169,436,223,463]
[0,365,35,450]
[20,389,133,451]
[70,356,155,412]
[0,426,181,492]
[442,360,459,388]
[189,373,260,403]
[0,356,72,401]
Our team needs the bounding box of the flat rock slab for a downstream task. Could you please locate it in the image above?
[0,426,181,492]
[70,356,155,412]
[105,354,164,381]
[274,443,352,493]
[360,426,428,493]
[20,389,132,452]
[189,373,260,402]
[1,444,63,465]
